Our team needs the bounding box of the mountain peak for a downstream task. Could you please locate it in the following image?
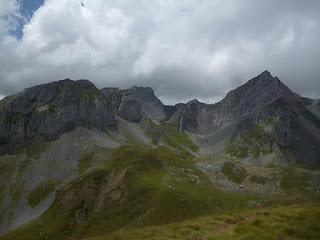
[259,70,272,77]
[251,70,274,83]
[187,99,199,104]
[0,79,115,153]
[217,71,291,118]
[75,79,97,88]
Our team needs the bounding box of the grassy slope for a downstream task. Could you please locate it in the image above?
[144,119,199,152]
[2,146,251,240]
[225,124,275,159]
[2,118,319,240]
[88,203,320,240]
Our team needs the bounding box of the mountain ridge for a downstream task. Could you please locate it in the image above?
[0,71,320,238]
[1,71,319,162]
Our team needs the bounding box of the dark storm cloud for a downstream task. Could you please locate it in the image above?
[0,0,319,104]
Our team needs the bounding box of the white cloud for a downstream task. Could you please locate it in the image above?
[18,0,134,65]
[0,0,22,36]
[0,0,319,104]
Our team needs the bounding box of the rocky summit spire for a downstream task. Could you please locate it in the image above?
[216,70,291,118]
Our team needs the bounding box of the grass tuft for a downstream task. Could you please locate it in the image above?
[221,162,247,184]
[27,182,56,208]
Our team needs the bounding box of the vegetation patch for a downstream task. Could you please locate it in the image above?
[249,175,267,185]
[35,104,55,114]
[12,180,25,204]
[104,129,117,142]
[144,119,198,152]
[280,167,311,194]
[0,182,6,195]
[27,182,56,208]
[3,145,252,240]
[12,112,23,121]
[78,204,320,240]
[261,118,278,127]
[75,83,101,102]
[26,141,49,159]
[78,152,95,175]
[221,162,247,184]
[225,125,274,159]
[165,122,198,152]
[9,159,29,204]
[225,144,249,159]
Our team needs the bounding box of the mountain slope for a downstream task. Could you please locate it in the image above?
[1,146,254,240]
[1,71,320,239]
[171,71,320,165]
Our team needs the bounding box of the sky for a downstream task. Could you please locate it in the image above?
[0,0,319,104]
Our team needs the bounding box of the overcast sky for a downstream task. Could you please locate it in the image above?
[0,0,319,104]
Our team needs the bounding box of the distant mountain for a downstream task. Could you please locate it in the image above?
[1,71,320,239]
[101,86,167,122]
[0,79,115,154]
[170,71,320,165]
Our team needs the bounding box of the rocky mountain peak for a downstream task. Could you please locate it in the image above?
[0,79,115,153]
[75,79,97,88]
[257,70,272,79]
[128,86,157,102]
[187,99,200,105]
[101,85,167,122]
[216,71,292,118]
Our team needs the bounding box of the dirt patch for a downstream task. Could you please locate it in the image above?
[211,216,249,235]
[56,171,107,214]
[197,214,255,240]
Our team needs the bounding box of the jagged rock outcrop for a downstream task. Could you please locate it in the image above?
[224,78,320,163]
[169,71,320,164]
[0,79,115,154]
[215,70,291,118]
[101,86,167,122]
[172,71,294,133]
[0,71,319,161]
[303,97,320,117]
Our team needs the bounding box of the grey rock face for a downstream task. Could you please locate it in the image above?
[170,71,320,164]
[101,86,167,122]
[0,126,121,237]
[0,70,319,164]
[0,79,115,153]
[215,70,290,118]
[303,98,320,117]
[173,71,292,133]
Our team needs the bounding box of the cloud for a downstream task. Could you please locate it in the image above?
[0,0,320,104]
[0,0,22,36]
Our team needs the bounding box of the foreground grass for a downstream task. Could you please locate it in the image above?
[89,204,320,240]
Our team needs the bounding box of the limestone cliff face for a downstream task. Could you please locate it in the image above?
[101,86,167,122]
[0,79,115,154]
[170,71,320,164]
[215,70,291,119]
[173,71,293,133]
[0,71,319,162]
